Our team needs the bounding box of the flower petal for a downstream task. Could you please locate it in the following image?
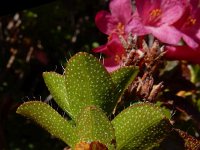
[104,56,121,72]
[95,10,118,35]
[182,34,199,48]
[146,25,182,45]
[165,45,200,64]
[190,0,199,7]
[135,0,161,20]
[173,4,200,48]
[93,44,110,54]
[107,34,125,56]
[93,44,122,72]
[160,0,187,24]
[136,0,186,25]
[110,0,133,24]
[93,33,125,72]
[127,14,149,35]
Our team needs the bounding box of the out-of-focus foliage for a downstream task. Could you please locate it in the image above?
[0,0,107,149]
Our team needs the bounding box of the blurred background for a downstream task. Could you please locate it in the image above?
[0,0,108,149]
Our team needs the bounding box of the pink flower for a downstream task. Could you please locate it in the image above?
[164,0,200,63]
[95,0,134,35]
[129,0,187,45]
[94,0,200,70]
[165,45,200,64]
[173,0,200,48]
[94,0,133,72]
[93,33,125,72]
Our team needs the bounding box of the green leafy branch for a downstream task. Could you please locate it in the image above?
[17,52,173,149]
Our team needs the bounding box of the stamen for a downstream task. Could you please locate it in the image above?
[149,9,162,21]
[115,54,126,64]
[187,16,196,26]
[117,22,125,34]
[115,55,121,63]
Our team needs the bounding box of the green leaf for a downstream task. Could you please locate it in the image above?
[16,101,76,147]
[43,53,139,120]
[112,102,172,150]
[65,52,115,119]
[111,66,139,102]
[43,72,74,118]
[75,106,116,150]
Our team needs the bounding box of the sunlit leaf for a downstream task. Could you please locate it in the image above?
[65,52,115,119]
[112,102,172,150]
[16,101,77,147]
[75,106,116,150]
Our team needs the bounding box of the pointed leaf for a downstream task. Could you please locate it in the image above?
[75,106,116,150]
[112,102,172,150]
[16,101,76,147]
[65,52,115,119]
[111,66,139,102]
[43,72,74,118]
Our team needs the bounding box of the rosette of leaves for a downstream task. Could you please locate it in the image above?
[17,52,172,149]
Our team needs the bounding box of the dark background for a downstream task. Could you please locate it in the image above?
[0,0,107,149]
[0,0,56,16]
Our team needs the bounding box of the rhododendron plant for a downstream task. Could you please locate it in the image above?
[93,0,200,72]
